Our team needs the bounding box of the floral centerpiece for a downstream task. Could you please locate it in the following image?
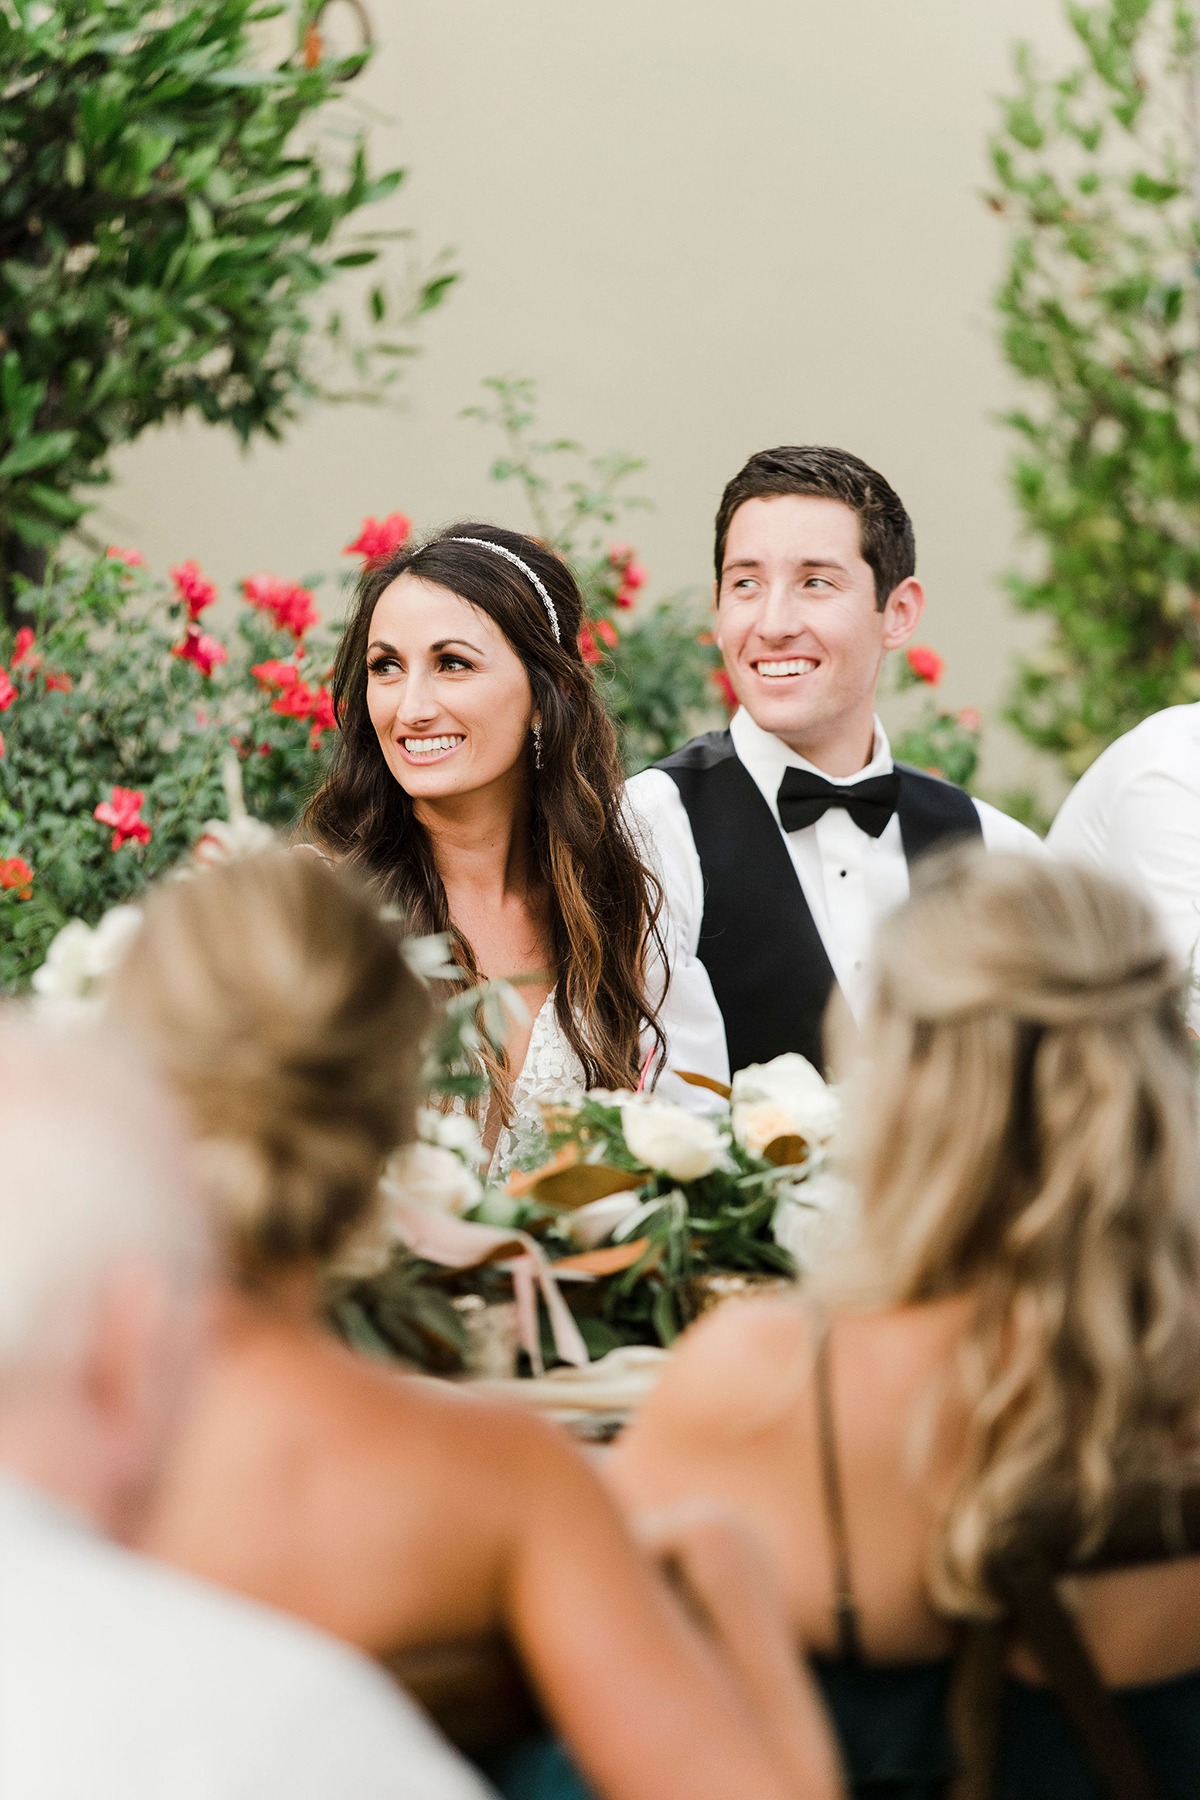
[328,1049,847,1377]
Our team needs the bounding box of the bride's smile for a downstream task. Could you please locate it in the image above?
[366,572,537,802]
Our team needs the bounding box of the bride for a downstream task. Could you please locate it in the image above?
[304,523,666,1171]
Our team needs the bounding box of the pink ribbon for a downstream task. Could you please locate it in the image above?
[385,1198,590,1375]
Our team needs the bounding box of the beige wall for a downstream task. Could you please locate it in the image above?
[102,0,1076,797]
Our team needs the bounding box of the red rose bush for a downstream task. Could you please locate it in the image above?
[0,537,354,991]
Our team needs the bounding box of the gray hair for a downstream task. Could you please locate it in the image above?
[0,1013,211,1369]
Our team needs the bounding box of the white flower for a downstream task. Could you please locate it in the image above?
[31,921,93,1001]
[771,1168,856,1273]
[381,1140,481,1219]
[32,905,142,1006]
[620,1098,725,1183]
[192,815,275,866]
[565,1190,644,1249]
[417,1105,485,1168]
[731,1052,839,1159]
[192,752,274,866]
[402,932,458,982]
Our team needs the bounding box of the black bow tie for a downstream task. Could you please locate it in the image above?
[777,766,901,838]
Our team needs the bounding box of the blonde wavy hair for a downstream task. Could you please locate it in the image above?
[841,847,1200,1615]
[106,850,430,1284]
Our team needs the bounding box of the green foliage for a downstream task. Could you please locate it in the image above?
[887,649,984,790]
[0,549,341,988]
[467,377,723,771]
[990,0,1200,778]
[512,1094,800,1353]
[0,0,455,607]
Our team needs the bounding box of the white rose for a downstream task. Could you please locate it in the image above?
[731,1052,839,1158]
[86,905,143,977]
[32,905,142,1006]
[381,1140,482,1219]
[771,1169,857,1273]
[417,1105,485,1168]
[565,1190,644,1249]
[620,1098,725,1182]
[31,920,94,1000]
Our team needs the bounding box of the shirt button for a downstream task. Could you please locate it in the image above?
[839,869,847,878]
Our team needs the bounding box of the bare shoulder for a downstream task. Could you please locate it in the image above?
[282,1328,586,1498]
[615,1294,814,1465]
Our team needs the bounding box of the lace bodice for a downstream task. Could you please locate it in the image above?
[491,990,586,1179]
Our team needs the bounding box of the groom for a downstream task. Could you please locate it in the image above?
[626,445,1042,1080]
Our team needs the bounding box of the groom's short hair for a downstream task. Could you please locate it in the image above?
[714,445,916,610]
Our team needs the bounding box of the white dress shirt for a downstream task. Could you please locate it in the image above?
[625,708,1044,1082]
[0,1473,494,1800]
[1048,704,1200,1021]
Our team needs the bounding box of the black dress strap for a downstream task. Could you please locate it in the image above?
[813,1319,864,1664]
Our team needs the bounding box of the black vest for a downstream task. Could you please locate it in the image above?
[657,730,983,1075]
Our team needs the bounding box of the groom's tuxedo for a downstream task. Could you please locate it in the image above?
[625,709,1043,1081]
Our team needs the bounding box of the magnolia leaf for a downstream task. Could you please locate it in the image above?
[675,1068,733,1100]
[762,1134,810,1167]
[531,1163,641,1211]
[552,1239,651,1277]
[505,1144,579,1198]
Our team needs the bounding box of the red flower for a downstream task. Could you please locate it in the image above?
[0,855,33,900]
[957,706,981,733]
[711,668,738,713]
[608,544,647,609]
[243,574,319,640]
[617,565,646,608]
[307,685,337,749]
[44,670,72,694]
[250,661,334,748]
[173,626,228,680]
[170,560,217,621]
[0,669,15,712]
[270,680,317,721]
[94,787,151,851]
[579,618,619,663]
[906,645,944,685]
[11,628,35,667]
[251,659,301,692]
[106,545,145,567]
[578,623,601,664]
[344,513,411,563]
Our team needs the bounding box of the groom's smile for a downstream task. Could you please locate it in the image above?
[714,492,924,775]
[752,656,819,679]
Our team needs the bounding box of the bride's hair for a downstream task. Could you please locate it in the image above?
[303,523,665,1118]
[840,847,1200,1614]
[105,850,430,1284]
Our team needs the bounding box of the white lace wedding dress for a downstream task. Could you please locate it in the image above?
[489,990,586,1180]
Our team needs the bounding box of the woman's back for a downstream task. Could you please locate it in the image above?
[143,1296,537,1650]
[611,1293,1200,1686]
[613,1290,1200,1800]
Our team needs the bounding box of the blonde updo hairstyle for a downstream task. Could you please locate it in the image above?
[106,850,430,1284]
[841,848,1200,1615]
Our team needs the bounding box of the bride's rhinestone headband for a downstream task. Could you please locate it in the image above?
[448,537,562,644]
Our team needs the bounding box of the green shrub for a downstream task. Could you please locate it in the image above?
[0,0,454,613]
[0,544,343,987]
[990,0,1200,779]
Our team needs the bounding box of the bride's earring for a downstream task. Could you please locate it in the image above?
[532,720,543,771]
